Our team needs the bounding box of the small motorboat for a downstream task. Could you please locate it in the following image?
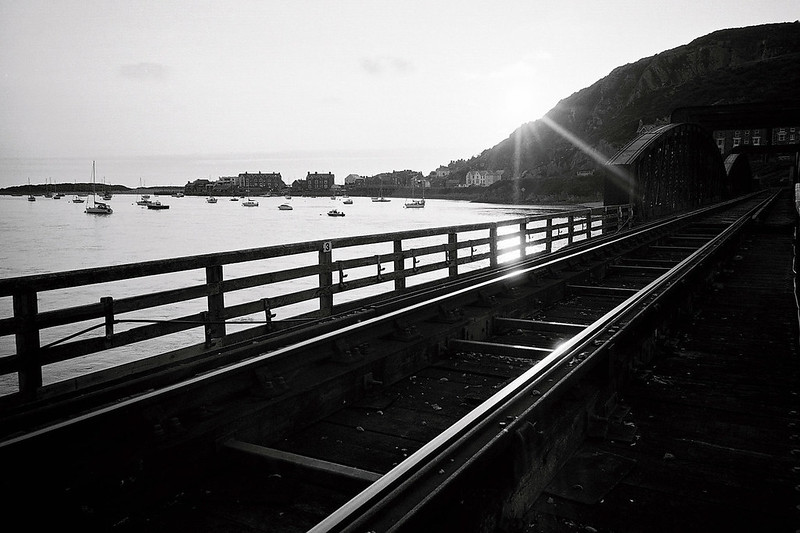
[342,198,353,205]
[327,209,345,217]
[207,196,218,203]
[147,201,169,210]
[242,198,259,207]
[278,203,293,210]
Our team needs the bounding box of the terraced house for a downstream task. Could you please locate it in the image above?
[237,171,285,191]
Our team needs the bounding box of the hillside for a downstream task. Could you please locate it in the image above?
[452,22,800,203]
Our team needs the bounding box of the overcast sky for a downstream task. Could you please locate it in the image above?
[1,1,797,184]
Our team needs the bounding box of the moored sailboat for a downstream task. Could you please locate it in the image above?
[72,180,84,202]
[404,179,425,208]
[85,161,113,215]
[136,179,152,205]
[371,179,391,202]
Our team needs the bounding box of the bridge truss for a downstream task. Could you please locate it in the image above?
[604,123,727,222]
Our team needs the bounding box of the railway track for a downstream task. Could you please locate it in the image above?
[0,192,777,532]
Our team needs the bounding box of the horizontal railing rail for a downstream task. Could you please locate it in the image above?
[0,204,632,400]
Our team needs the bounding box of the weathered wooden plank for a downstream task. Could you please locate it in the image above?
[223,439,382,485]
[271,420,419,474]
[449,339,551,359]
[608,264,671,273]
[566,284,640,297]
[494,317,589,333]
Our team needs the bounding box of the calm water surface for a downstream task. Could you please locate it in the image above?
[0,194,578,393]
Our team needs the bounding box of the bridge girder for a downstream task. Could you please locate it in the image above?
[604,123,727,222]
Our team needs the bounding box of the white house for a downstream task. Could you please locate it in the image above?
[465,170,504,187]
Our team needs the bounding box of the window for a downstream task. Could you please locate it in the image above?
[753,137,761,145]
[733,138,740,147]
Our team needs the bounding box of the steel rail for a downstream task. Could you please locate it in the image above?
[0,193,766,454]
[308,191,776,532]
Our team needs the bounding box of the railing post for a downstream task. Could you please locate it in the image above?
[490,225,498,267]
[568,215,575,245]
[13,289,42,398]
[393,239,406,292]
[448,232,458,277]
[519,221,527,259]
[586,209,592,240]
[319,241,333,316]
[206,265,226,341]
[545,217,553,253]
[101,296,115,347]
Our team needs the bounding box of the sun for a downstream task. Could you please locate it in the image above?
[503,87,541,122]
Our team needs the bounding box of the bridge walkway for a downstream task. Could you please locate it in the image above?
[526,190,800,531]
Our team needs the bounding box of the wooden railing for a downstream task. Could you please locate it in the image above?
[0,204,632,399]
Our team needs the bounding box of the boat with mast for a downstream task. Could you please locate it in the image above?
[371,179,391,202]
[27,179,35,201]
[85,161,113,215]
[404,179,425,208]
[136,178,152,206]
[72,180,84,202]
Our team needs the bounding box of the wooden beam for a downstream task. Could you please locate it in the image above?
[608,264,671,273]
[223,439,382,486]
[494,317,588,334]
[448,339,551,359]
[567,284,640,297]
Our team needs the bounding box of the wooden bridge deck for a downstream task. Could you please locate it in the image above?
[527,192,800,531]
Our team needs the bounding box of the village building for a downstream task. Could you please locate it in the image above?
[713,126,798,155]
[236,172,285,191]
[344,173,366,186]
[184,172,284,195]
[184,178,213,194]
[465,169,505,187]
[306,172,335,191]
